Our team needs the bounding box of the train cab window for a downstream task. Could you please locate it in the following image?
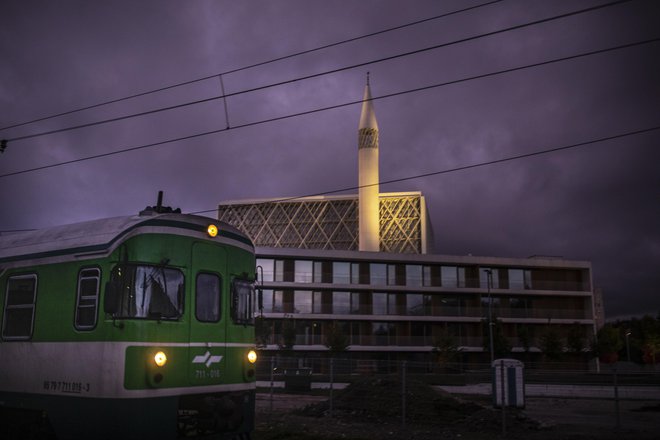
[2,274,37,340]
[75,268,100,330]
[231,279,254,325]
[196,273,221,322]
[106,264,184,319]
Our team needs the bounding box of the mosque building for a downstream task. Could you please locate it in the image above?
[217,77,597,366]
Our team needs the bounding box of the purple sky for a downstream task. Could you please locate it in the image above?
[1,0,658,320]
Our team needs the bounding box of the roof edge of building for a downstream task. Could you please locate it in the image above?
[218,191,425,206]
[254,246,592,268]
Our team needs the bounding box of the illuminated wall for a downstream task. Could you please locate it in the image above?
[217,192,431,254]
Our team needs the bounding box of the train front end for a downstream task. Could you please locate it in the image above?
[102,213,259,439]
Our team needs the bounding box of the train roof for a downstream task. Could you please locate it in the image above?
[0,212,253,267]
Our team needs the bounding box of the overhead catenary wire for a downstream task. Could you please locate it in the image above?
[0,35,656,180]
[0,0,504,132]
[1,0,634,144]
[194,124,659,213]
[3,123,658,232]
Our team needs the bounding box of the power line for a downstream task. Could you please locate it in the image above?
[1,35,655,180]
[209,124,658,213]
[4,123,658,232]
[2,0,634,144]
[0,0,504,132]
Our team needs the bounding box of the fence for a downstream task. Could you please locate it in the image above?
[256,356,660,433]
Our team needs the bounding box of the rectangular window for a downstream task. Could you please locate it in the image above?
[333,262,351,284]
[256,259,274,282]
[313,262,323,283]
[294,290,312,314]
[231,279,254,325]
[457,267,466,288]
[295,261,313,283]
[310,321,322,344]
[196,273,221,322]
[441,266,457,287]
[274,260,285,282]
[350,292,361,314]
[2,274,37,340]
[370,263,387,285]
[313,291,323,313]
[439,295,460,316]
[350,321,361,345]
[524,269,532,289]
[333,291,350,314]
[406,265,423,287]
[388,293,401,315]
[372,292,387,315]
[479,268,499,289]
[372,322,396,345]
[272,290,284,312]
[407,293,424,316]
[75,268,100,330]
[509,296,530,318]
[387,264,397,285]
[411,322,431,346]
[261,289,274,312]
[351,263,360,284]
[423,294,433,315]
[509,269,525,290]
[422,266,432,287]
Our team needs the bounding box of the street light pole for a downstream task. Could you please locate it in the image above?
[486,269,494,365]
[625,330,631,362]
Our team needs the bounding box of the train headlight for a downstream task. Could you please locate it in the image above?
[247,350,257,364]
[207,224,218,237]
[154,351,167,367]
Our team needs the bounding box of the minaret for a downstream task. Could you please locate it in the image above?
[358,73,380,251]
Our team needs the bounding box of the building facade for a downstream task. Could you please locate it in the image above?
[217,192,432,254]
[254,247,597,365]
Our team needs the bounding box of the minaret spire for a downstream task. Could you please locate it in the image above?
[358,73,380,251]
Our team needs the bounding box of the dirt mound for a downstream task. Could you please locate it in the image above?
[297,376,486,425]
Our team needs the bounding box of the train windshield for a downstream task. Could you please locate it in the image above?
[108,264,184,319]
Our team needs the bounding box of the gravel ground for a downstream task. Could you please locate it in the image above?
[253,378,660,440]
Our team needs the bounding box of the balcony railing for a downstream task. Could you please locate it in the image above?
[260,305,592,320]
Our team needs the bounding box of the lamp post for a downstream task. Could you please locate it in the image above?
[625,330,631,362]
[486,269,494,365]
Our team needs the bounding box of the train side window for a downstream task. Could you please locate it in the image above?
[231,279,254,325]
[196,273,221,322]
[2,274,38,340]
[75,268,100,330]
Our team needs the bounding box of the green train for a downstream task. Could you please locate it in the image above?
[0,202,258,439]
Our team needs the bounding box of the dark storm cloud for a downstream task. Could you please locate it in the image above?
[1,0,659,319]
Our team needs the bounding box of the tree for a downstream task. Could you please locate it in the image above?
[566,322,585,354]
[539,327,563,361]
[591,324,623,363]
[639,315,660,365]
[432,328,462,365]
[517,324,532,354]
[324,321,349,354]
[642,334,660,366]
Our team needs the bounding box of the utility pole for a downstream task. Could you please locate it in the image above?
[486,269,495,364]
